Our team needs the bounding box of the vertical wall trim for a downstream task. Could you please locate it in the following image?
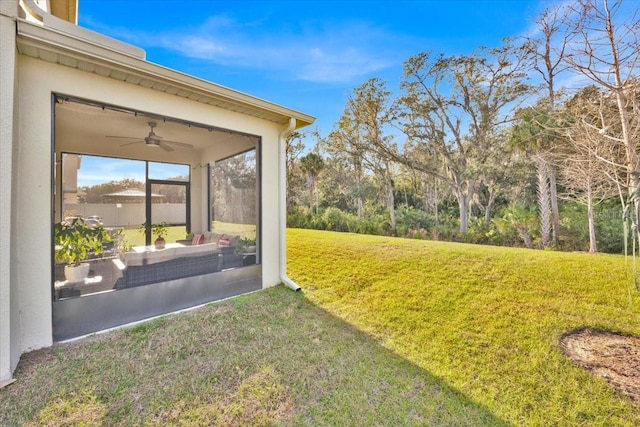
[0,6,19,382]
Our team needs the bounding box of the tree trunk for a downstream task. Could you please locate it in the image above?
[455,190,471,233]
[549,164,560,246]
[356,169,363,221]
[630,174,640,253]
[484,188,498,226]
[537,153,552,247]
[307,176,315,211]
[518,227,533,249]
[423,183,429,213]
[434,177,439,229]
[587,187,598,253]
[388,180,396,232]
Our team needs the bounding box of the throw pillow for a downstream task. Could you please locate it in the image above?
[192,233,204,246]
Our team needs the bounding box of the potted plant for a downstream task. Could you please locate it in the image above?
[139,222,169,249]
[54,217,112,283]
[236,237,257,254]
[152,222,169,249]
[112,228,131,261]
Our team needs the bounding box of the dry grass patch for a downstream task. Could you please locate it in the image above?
[561,328,640,405]
[151,366,294,426]
[27,390,106,427]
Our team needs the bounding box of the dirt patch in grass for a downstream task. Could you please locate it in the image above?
[561,328,640,405]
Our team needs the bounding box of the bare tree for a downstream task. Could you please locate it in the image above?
[561,0,640,247]
[560,87,619,252]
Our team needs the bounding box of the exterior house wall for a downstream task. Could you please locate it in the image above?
[15,54,285,356]
[0,0,20,383]
[1,1,312,382]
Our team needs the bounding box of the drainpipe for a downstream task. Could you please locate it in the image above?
[279,118,301,291]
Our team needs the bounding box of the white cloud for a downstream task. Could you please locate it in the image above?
[91,14,408,84]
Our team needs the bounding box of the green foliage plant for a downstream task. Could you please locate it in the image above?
[139,222,169,240]
[493,204,538,248]
[321,206,358,232]
[54,217,112,266]
[236,237,257,253]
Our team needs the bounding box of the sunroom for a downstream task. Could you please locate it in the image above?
[1,0,314,368]
[52,96,277,340]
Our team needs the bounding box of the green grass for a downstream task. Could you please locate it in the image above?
[287,229,640,426]
[120,222,256,247]
[120,226,187,247]
[210,221,256,239]
[0,288,502,426]
[2,228,638,425]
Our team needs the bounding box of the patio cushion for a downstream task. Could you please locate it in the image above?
[222,234,240,246]
[208,232,226,244]
[191,233,205,246]
[124,242,218,266]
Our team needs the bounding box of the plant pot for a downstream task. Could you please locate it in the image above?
[155,237,166,250]
[64,263,90,283]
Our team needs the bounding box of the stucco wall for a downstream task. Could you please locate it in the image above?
[0,1,19,382]
[15,54,284,354]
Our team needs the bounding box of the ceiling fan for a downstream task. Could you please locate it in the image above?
[106,122,193,152]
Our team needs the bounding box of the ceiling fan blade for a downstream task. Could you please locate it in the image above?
[106,135,140,140]
[158,142,174,152]
[120,140,144,147]
[162,140,194,149]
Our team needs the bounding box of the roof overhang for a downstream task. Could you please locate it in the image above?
[15,7,315,129]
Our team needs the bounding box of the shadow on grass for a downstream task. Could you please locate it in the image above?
[0,285,510,426]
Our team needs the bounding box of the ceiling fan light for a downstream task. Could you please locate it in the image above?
[145,136,161,147]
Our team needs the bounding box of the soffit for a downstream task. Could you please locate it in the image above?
[15,19,315,129]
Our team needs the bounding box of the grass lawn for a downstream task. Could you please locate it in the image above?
[0,289,501,426]
[287,229,640,426]
[1,229,639,425]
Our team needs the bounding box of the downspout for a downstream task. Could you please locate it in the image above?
[279,118,301,291]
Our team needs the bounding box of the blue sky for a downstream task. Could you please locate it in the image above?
[78,0,558,140]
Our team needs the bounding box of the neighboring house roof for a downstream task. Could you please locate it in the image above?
[16,2,315,129]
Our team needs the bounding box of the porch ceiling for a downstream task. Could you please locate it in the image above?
[55,98,257,157]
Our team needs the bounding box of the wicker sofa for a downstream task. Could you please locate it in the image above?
[180,232,244,269]
[116,242,222,288]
